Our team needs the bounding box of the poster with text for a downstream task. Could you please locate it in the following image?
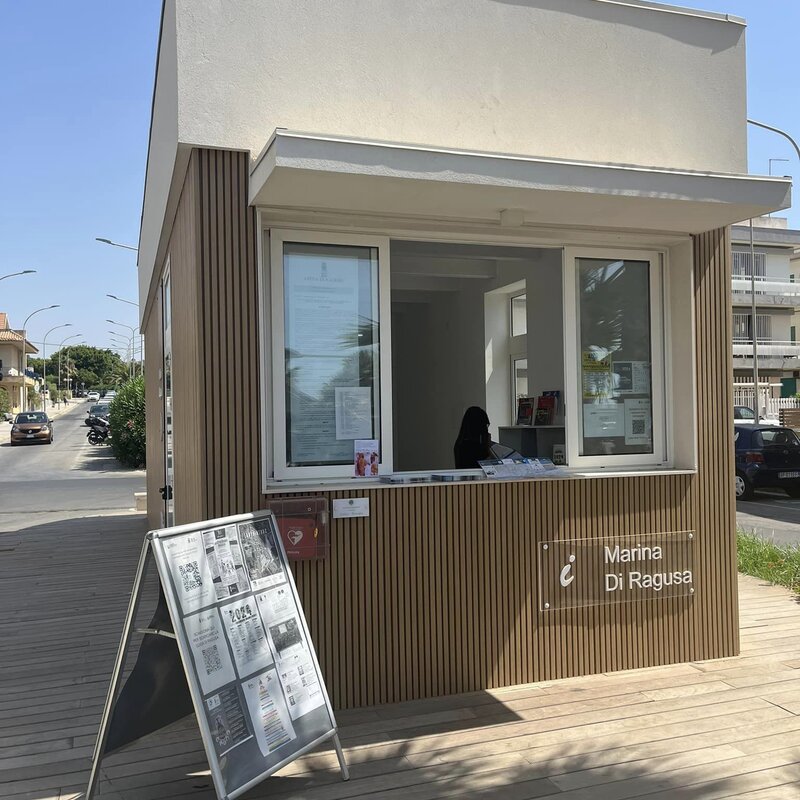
[277,646,325,720]
[583,403,625,438]
[163,532,217,616]
[219,595,274,678]
[334,386,373,440]
[205,684,253,758]
[242,669,296,757]
[185,608,238,695]
[238,520,286,591]
[624,398,652,446]
[202,526,249,601]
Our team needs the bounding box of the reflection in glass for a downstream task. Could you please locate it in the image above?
[283,243,380,467]
[578,258,653,456]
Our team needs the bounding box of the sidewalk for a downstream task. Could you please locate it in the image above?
[3,514,800,800]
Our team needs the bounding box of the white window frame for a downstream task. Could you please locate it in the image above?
[268,229,393,480]
[563,247,667,469]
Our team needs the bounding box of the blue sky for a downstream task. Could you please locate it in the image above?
[0,0,798,353]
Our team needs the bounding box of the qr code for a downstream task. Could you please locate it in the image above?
[632,419,646,435]
[179,561,202,592]
[202,645,222,675]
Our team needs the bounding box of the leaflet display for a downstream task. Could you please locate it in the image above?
[147,512,341,799]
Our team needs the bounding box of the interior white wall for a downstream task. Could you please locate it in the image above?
[392,247,563,470]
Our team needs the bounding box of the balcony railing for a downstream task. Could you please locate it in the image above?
[731,277,800,305]
[732,340,800,357]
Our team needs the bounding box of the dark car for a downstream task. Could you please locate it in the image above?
[734,424,800,500]
[10,412,54,446]
[85,403,110,427]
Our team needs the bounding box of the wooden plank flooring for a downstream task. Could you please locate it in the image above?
[2,514,800,799]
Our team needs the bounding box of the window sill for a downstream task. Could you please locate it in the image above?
[263,465,696,495]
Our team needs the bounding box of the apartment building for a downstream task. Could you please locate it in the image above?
[731,219,800,400]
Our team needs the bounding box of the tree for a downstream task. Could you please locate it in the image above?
[29,345,129,391]
[0,387,10,416]
[108,376,146,468]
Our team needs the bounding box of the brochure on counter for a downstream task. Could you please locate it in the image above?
[478,456,565,480]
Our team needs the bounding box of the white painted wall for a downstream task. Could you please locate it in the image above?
[140,0,749,312]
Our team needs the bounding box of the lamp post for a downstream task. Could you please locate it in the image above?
[57,333,82,395]
[0,269,36,282]
[107,319,139,377]
[22,305,59,410]
[95,237,138,252]
[108,331,134,378]
[746,119,800,417]
[107,296,142,369]
[42,324,71,413]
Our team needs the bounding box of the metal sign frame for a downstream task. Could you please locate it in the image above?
[87,510,349,800]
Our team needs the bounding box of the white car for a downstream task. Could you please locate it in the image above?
[86,391,100,402]
[733,406,780,426]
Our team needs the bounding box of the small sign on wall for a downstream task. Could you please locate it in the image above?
[538,531,695,611]
[332,498,370,519]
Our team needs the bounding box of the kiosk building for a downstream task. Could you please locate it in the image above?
[139,0,791,709]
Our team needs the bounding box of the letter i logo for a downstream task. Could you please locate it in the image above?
[559,554,576,588]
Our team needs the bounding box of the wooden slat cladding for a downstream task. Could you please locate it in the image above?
[144,288,164,531]
[169,152,206,524]
[690,227,739,661]
[145,151,737,710]
[196,149,261,521]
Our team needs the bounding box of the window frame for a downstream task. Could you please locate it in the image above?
[268,229,393,481]
[563,246,668,469]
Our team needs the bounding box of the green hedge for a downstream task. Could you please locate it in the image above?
[737,530,800,594]
[108,376,146,469]
[0,387,10,415]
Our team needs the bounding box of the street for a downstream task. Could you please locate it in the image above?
[0,401,145,532]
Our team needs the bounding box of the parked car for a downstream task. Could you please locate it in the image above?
[85,403,110,426]
[10,412,54,446]
[734,424,800,500]
[733,406,780,426]
[104,391,117,401]
[86,391,100,402]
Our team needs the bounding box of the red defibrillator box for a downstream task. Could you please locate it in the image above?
[263,497,329,560]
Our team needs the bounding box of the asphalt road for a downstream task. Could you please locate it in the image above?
[0,402,145,532]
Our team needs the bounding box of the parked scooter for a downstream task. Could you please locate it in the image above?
[87,417,110,445]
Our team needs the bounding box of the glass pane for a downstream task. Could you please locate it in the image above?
[284,242,380,467]
[513,357,528,403]
[511,294,527,336]
[578,257,653,456]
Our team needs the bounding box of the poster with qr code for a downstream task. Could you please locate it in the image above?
[164,532,217,614]
[624,398,652,446]
[185,608,238,695]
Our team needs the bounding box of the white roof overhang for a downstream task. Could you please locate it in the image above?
[251,131,791,235]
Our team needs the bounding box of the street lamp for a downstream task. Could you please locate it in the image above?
[106,293,138,307]
[22,305,59,410]
[95,238,138,252]
[108,331,134,377]
[745,119,800,417]
[42,323,71,413]
[0,269,36,282]
[57,333,82,395]
[108,319,139,377]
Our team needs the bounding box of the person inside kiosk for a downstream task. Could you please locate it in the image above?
[453,406,518,469]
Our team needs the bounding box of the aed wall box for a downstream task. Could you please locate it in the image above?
[264,497,330,560]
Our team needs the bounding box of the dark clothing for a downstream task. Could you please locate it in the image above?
[454,406,492,468]
[454,438,490,469]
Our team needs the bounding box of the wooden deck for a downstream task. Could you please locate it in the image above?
[2,513,800,800]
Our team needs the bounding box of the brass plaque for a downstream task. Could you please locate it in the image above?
[538,531,695,611]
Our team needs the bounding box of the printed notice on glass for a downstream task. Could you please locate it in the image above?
[334,386,372,440]
[276,646,325,720]
[185,608,238,695]
[624,398,652,446]
[583,403,625,438]
[242,669,296,756]
[219,595,274,678]
[202,526,250,601]
[632,361,651,394]
[163,532,217,616]
[238,520,286,591]
[205,685,253,758]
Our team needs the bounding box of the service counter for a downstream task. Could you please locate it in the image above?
[260,466,734,711]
